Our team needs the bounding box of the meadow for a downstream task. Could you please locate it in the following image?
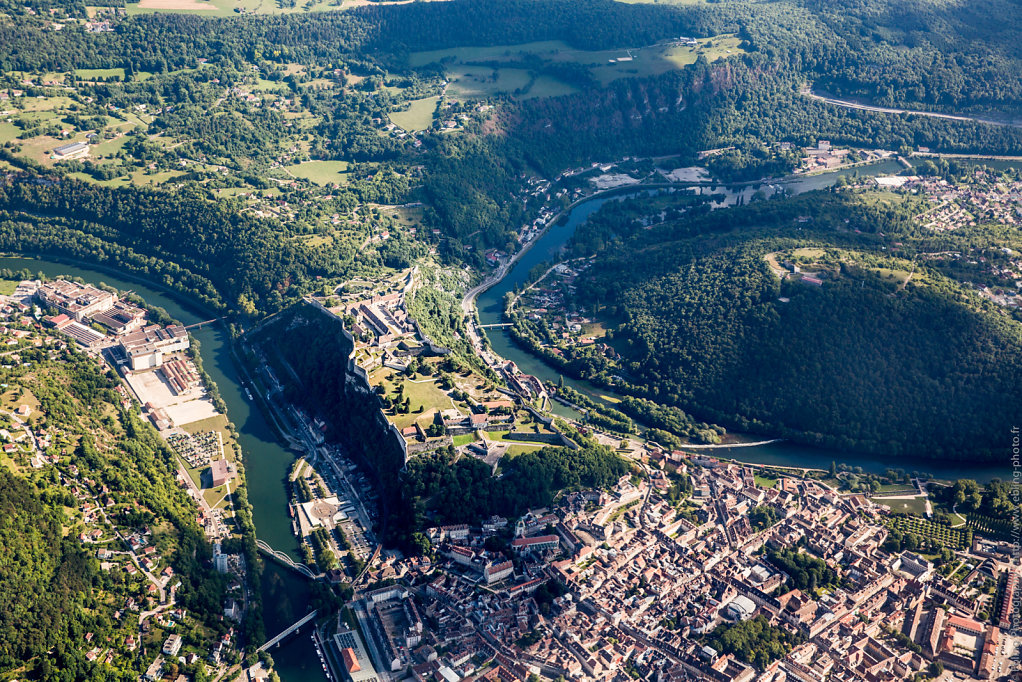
[285,160,351,185]
[389,96,439,132]
[410,35,746,93]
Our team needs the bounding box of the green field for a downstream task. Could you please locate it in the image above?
[452,433,478,447]
[876,496,929,516]
[286,160,350,185]
[0,122,20,144]
[126,0,343,18]
[410,35,745,93]
[75,67,126,80]
[378,374,455,429]
[0,279,19,296]
[389,96,439,132]
[409,41,569,68]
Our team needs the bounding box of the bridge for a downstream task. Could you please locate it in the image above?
[183,318,220,331]
[256,540,317,579]
[353,544,382,585]
[259,609,318,651]
[477,322,513,329]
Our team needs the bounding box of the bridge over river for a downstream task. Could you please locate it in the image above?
[256,539,317,579]
[259,610,318,651]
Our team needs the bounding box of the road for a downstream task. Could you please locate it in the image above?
[801,85,1022,128]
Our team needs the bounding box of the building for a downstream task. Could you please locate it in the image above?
[510,534,560,554]
[91,301,146,333]
[37,280,117,322]
[162,634,183,656]
[60,321,107,348]
[52,141,90,160]
[342,647,361,674]
[120,324,189,370]
[723,595,757,622]
[333,627,379,682]
[144,656,164,682]
[484,559,514,584]
[210,459,232,488]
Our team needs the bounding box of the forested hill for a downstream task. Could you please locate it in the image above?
[560,193,1022,460]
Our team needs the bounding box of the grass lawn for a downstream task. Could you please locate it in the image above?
[92,135,132,158]
[0,279,18,295]
[409,40,569,67]
[376,204,425,228]
[382,375,454,429]
[452,433,477,447]
[0,122,21,144]
[874,482,916,493]
[389,96,438,132]
[286,160,350,185]
[754,474,779,489]
[505,443,545,456]
[876,496,929,516]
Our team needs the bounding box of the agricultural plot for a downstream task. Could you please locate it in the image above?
[889,516,971,550]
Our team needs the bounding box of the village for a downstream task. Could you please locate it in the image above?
[0,278,249,680]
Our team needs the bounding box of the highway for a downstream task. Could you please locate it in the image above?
[801,85,1022,128]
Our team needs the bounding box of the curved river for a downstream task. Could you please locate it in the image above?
[0,159,1011,679]
[0,256,326,682]
[475,161,1011,483]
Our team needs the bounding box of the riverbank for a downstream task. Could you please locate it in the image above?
[0,255,327,682]
[462,170,1014,484]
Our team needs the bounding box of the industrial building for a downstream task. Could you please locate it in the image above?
[120,324,189,370]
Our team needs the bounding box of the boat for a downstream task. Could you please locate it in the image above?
[244,387,253,400]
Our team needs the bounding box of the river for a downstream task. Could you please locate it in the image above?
[473,161,1012,483]
[0,256,326,682]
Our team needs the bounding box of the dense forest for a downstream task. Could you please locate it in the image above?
[0,336,237,680]
[510,191,1022,459]
[1,0,1021,302]
[0,469,97,677]
[401,444,630,527]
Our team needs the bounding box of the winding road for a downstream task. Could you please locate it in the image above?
[801,85,1022,129]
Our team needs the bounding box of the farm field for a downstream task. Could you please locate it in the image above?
[389,96,439,132]
[285,160,351,185]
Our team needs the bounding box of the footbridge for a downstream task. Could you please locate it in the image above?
[256,539,317,579]
[259,610,318,651]
[477,323,514,329]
